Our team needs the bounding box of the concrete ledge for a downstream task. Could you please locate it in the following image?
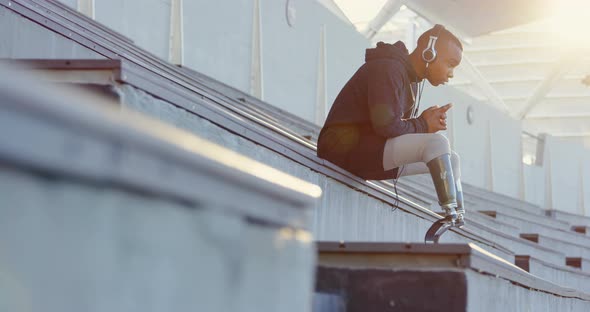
[404,174,544,215]
[0,67,320,229]
[547,209,590,228]
[317,242,590,311]
[573,226,590,236]
[516,255,590,293]
[520,234,590,259]
[317,268,467,312]
[402,175,570,230]
[566,257,590,272]
[483,211,590,246]
[477,207,571,231]
[0,64,321,312]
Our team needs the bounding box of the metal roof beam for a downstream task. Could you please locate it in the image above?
[362,0,404,39]
[514,55,577,120]
[523,117,590,134]
[526,113,590,120]
[552,132,590,138]
[457,54,510,114]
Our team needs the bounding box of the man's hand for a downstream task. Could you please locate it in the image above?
[419,103,453,133]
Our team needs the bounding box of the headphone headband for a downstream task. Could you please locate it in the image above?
[422,24,445,63]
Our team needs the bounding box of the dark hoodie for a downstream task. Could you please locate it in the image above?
[317,41,428,180]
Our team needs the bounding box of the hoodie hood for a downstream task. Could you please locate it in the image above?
[365,41,418,81]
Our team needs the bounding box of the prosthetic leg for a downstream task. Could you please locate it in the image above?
[424,154,458,243]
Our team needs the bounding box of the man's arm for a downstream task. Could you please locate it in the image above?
[366,59,428,138]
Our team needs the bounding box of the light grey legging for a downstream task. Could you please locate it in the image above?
[383,133,461,180]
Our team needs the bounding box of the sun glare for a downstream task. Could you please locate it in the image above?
[544,1,590,49]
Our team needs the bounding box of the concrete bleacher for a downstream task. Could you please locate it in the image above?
[547,209,590,228]
[0,68,320,312]
[3,0,590,310]
[317,242,590,311]
[401,173,590,285]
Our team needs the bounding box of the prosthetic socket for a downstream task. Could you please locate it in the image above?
[427,154,465,227]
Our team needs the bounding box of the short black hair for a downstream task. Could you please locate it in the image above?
[417,25,463,51]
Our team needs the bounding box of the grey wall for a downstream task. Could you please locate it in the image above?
[542,135,589,215]
[183,0,253,95]
[0,8,103,59]
[95,0,171,61]
[56,0,368,123]
[59,0,77,8]
[259,0,367,122]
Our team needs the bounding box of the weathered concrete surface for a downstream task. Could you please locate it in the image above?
[0,167,315,312]
[527,257,590,294]
[466,270,590,312]
[0,71,319,312]
[490,211,590,247]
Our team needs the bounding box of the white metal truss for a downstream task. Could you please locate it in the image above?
[457,54,510,114]
[362,0,403,39]
[514,55,577,120]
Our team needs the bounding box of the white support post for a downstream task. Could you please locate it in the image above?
[485,120,494,191]
[315,25,327,125]
[168,0,184,65]
[543,135,553,210]
[578,160,586,216]
[518,133,525,200]
[77,0,95,19]
[250,0,263,99]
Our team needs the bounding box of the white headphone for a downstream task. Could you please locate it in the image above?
[421,24,444,63]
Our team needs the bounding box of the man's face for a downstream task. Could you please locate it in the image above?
[427,40,462,86]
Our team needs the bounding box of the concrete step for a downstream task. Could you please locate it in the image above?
[573,226,590,236]
[546,209,590,228]
[317,242,590,311]
[461,183,542,213]
[516,255,590,293]
[459,217,566,267]
[481,211,590,247]
[462,210,521,237]
[520,233,590,259]
[566,257,590,273]
[402,174,544,215]
[399,176,571,231]
[477,204,571,231]
[426,208,566,267]
[430,210,521,239]
[395,182,572,266]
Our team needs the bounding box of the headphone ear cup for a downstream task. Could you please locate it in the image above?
[422,48,436,63]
